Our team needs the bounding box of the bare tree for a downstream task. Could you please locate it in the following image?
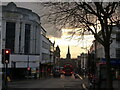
[41,2,119,90]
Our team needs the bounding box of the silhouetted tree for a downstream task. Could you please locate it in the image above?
[41,2,120,90]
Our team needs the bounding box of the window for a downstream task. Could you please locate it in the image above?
[5,22,15,53]
[116,48,120,59]
[42,53,50,61]
[116,33,120,42]
[24,24,31,54]
[42,41,49,49]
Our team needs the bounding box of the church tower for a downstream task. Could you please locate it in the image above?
[66,46,71,59]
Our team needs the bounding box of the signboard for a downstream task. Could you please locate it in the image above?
[31,68,36,73]
[101,58,120,65]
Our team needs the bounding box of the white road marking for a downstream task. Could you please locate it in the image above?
[76,74,83,80]
[82,83,87,90]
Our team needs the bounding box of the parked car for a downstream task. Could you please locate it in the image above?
[52,66,61,77]
[59,67,65,74]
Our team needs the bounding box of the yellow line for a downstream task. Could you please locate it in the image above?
[76,74,83,80]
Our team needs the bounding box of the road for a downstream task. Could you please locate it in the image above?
[8,74,88,90]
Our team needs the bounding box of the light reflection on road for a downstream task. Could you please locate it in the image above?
[60,74,75,79]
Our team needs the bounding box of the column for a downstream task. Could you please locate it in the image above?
[2,20,6,49]
[20,22,25,54]
[14,21,20,53]
[39,25,42,62]
[36,25,40,54]
[33,24,36,54]
[30,24,34,54]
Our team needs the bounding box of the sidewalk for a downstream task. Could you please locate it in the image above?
[75,74,89,90]
[8,76,52,84]
[81,75,89,90]
[79,75,120,90]
[113,80,120,90]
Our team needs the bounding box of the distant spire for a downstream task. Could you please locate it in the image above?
[56,45,60,52]
[53,40,55,47]
[68,46,70,54]
[66,45,71,59]
[55,45,60,58]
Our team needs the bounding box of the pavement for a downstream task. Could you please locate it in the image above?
[7,74,84,89]
[5,74,120,90]
[75,74,89,90]
[82,76,89,90]
[113,80,120,90]
[76,74,120,90]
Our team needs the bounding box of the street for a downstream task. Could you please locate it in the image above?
[1,2,120,90]
[8,74,87,90]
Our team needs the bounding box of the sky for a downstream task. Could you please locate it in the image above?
[2,2,95,58]
[49,28,94,58]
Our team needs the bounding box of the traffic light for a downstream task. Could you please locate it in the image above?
[27,67,30,71]
[2,49,10,64]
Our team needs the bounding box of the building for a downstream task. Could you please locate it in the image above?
[89,24,120,79]
[66,46,71,60]
[59,46,77,70]
[40,27,54,77]
[80,53,88,70]
[54,45,60,65]
[89,25,120,59]
[0,3,2,88]
[1,2,53,79]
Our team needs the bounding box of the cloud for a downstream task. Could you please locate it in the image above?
[2,2,62,38]
[42,23,62,38]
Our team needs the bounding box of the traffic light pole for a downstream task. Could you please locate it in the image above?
[2,63,8,90]
[2,64,5,90]
[5,63,8,89]
[2,49,10,90]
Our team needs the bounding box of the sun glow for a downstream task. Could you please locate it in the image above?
[49,28,94,58]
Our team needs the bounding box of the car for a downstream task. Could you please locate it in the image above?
[52,67,61,77]
[60,69,65,74]
[64,69,73,76]
[59,67,65,74]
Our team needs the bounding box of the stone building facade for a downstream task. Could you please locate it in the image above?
[1,2,53,79]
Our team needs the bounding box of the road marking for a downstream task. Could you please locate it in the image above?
[82,83,88,90]
[76,74,83,80]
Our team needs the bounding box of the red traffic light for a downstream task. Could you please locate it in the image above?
[2,49,10,64]
[5,50,10,54]
[5,49,10,54]
[27,67,30,70]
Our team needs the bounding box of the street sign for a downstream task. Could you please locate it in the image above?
[101,58,120,65]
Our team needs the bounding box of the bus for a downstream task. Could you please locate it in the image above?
[63,64,73,76]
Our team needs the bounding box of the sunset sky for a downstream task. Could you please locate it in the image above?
[2,2,95,58]
[49,28,94,58]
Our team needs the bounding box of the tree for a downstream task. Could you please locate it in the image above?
[41,2,120,90]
